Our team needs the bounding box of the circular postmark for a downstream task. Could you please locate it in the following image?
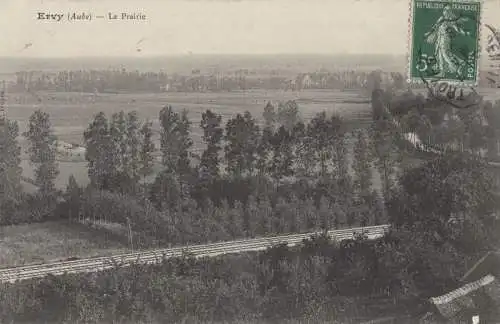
[484,24,500,87]
[419,76,482,109]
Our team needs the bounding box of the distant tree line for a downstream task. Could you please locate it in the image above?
[13,69,169,93]
[11,67,497,95]
[10,69,412,93]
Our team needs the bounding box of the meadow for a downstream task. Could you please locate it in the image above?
[0,221,130,268]
[9,89,373,189]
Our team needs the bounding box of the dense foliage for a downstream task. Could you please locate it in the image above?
[0,232,475,324]
[0,119,23,220]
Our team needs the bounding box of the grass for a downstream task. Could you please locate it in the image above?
[0,220,131,268]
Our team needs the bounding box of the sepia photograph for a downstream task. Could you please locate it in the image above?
[0,0,500,322]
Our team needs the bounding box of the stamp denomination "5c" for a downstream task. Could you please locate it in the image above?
[407,0,483,86]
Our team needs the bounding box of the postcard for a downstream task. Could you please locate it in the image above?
[0,1,500,323]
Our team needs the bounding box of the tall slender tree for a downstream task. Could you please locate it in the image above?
[224,112,260,177]
[200,109,223,180]
[110,111,127,174]
[159,106,192,175]
[307,112,345,177]
[330,116,350,189]
[0,119,22,208]
[367,70,383,93]
[159,105,181,173]
[292,121,314,178]
[256,128,274,176]
[177,109,193,197]
[242,111,260,175]
[277,100,300,131]
[24,110,59,199]
[270,126,294,180]
[263,101,276,131]
[307,112,331,176]
[352,128,374,200]
[371,88,386,121]
[126,111,141,180]
[64,174,82,222]
[138,120,155,185]
[256,102,278,176]
[84,112,117,190]
[371,119,401,203]
[155,106,193,204]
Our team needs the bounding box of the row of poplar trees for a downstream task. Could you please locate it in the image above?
[83,110,155,194]
[82,99,390,227]
[1,98,394,229]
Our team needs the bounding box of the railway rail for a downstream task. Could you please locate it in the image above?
[0,224,390,283]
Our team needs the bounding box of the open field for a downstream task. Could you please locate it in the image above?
[19,159,164,190]
[9,89,373,145]
[0,221,130,268]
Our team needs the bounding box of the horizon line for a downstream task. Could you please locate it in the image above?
[0,53,407,59]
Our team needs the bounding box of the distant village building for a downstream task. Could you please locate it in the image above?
[0,81,6,125]
[284,79,297,92]
[160,83,170,92]
[55,140,86,161]
[300,74,313,89]
[319,75,328,88]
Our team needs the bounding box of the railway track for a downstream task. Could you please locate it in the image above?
[0,224,390,283]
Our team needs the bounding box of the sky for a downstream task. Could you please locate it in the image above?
[0,0,499,57]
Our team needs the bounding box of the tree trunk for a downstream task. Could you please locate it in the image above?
[127,218,134,250]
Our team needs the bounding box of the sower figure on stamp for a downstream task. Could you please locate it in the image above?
[423,5,471,78]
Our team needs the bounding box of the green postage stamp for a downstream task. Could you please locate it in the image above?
[407,0,483,85]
